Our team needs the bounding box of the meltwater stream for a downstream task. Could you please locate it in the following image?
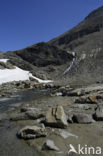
[0,89,49,156]
[0,89,49,114]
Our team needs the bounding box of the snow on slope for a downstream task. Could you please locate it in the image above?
[0,66,52,84]
[0,59,9,63]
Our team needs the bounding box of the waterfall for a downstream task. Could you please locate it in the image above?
[63,58,75,75]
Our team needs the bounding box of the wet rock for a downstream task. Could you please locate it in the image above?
[17,125,47,139]
[21,107,45,120]
[72,113,93,124]
[42,140,59,151]
[10,108,45,121]
[45,105,68,128]
[95,105,103,121]
[75,95,97,104]
[67,89,85,96]
[10,113,28,121]
[26,110,45,120]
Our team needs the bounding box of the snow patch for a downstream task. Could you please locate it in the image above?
[0,59,9,63]
[0,67,52,84]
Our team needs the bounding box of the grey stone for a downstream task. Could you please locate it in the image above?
[95,105,103,121]
[42,140,59,151]
[73,113,93,124]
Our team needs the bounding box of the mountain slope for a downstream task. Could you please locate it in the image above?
[49,6,103,51]
[2,6,103,85]
[4,42,73,81]
[48,6,103,84]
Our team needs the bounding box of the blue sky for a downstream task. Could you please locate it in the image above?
[0,0,103,52]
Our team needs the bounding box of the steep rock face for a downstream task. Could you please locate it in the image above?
[49,6,103,84]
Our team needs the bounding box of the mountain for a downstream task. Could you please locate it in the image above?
[49,6,103,51]
[3,6,103,85]
[4,42,73,81]
[48,6,103,84]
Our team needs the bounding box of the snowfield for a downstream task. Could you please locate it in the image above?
[0,59,52,84]
[0,59,9,63]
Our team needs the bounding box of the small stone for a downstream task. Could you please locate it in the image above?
[59,130,78,139]
[42,140,59,151]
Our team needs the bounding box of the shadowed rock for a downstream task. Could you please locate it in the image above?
[72,113,93,124]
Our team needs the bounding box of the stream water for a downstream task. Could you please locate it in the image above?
[0,89,49,156]
[0,89,50,113]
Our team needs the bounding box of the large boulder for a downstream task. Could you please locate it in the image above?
[95,105,103,121]
[72,113,93,124]
[45,105,68,128]
[17,125,47,139]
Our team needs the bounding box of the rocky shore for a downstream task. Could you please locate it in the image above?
[0,81,103,156]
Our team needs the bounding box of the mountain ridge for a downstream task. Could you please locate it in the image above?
[2,6,103,84]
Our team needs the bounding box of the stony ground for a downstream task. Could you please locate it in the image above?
[0,83,102,156]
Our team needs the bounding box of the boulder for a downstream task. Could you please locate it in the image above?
[42,140,59,151]
[72,113,93,124]
[45,105,68,128]
[17,125,47,139]
[10,107,45,121]
[95,105,103,121]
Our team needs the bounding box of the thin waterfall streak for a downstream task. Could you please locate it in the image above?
[63,58,75,75]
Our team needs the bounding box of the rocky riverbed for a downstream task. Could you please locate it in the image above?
[0,82,103,156]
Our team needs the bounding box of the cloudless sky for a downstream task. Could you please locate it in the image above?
[0,0,103,52]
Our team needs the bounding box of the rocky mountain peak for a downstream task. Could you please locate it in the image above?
[85,6,103,20]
